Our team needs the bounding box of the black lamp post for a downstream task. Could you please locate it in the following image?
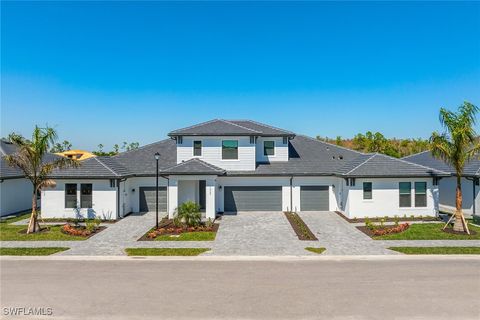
[154,152,160,229]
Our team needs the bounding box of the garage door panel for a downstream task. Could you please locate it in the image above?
[301,186,329,211]
[224,186,282,212]
[139,187,167,212]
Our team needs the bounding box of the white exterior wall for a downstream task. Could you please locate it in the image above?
[41,179,117,220]
[343,178,438,219]
[122,177,169,215]
[176,136,256,171]
[216,176,291,212]
[0,178,33,216]
[168,175,217,220]
[438,176,478,216]
[255,137,289,163]
[292,176,343,212]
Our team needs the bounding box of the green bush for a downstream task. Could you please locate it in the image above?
[174,201,201,227]
[85,216,101,233]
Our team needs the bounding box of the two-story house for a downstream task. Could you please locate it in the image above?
[41,119,448,220]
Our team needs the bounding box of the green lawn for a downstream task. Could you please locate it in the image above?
[0,213,88,241]
[389,247,480,255]
[374,223,480,240]
[305,247,326,254]
[0,247,69,256]
[154,231,216,241]
[125,248,210,256]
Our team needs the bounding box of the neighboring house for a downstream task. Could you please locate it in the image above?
[56,149,96,161]
[404,151,480,217]
[41,119,448,220]
[0,140,33,217]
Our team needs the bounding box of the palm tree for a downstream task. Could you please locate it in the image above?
[4,126,79,233]
[430,102,480,234]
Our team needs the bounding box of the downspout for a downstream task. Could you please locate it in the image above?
[290,176,293,212]
[116,179,121,219]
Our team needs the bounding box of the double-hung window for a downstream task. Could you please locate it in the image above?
[222,140,238,160]
[399,182,411,207]
[264,141,275,156]
[193,140,202,156]
[65,184,77,208]
[415,182,427,207]
[363,182,372,200]
[81,184,93,208]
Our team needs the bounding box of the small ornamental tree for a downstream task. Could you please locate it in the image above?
[4,126,79,233]
[430,102,480,234]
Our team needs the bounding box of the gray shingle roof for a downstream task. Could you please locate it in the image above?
[339,153,449,177]
[1,140,24,179]
[161,158,225,175]
[403,151,480,177]
[49,156,129,179]
[1,140,63,179]
[168,119,295,137]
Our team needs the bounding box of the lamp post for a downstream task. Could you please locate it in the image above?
[155,152,160,229]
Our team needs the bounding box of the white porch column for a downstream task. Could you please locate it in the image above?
[205,178,216,220]
[168,178,178,219]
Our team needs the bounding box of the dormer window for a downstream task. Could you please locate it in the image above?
[264,141,275,156]
[193,140,202,156]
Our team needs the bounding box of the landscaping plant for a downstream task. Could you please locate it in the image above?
[4,127,79,233]
[430,102,479,234]
[174,201,202,227]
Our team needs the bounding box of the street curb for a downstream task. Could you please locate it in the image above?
[1,255,479,261]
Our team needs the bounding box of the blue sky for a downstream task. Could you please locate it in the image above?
[2,1,479,150]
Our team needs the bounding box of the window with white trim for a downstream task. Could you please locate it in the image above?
[193,140,202,156]
[415,182,427,207]
[263,141,275,156]
[363,182,372,200]
[399,182,411,207]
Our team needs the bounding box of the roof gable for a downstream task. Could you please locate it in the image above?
[161,158,225,175]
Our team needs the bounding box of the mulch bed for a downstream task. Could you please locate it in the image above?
[138,218,219,241]
[18,225,106,238]
[284,212,318,241]
[335,211,439,223]
[356,225,407,238]
[442,228,478,236]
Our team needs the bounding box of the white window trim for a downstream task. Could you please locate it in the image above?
[263,140,276,157]
[221,139,239,161]
[362,182,373,201]
[192,140,202,158]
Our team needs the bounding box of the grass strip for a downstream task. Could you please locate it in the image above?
[125,248,210,256]
[0,247,69,256]
[305,247,326,254]
[389,246,480,254]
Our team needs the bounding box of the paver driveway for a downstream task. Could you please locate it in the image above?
[208,211,317,256]
[299,211,398,255]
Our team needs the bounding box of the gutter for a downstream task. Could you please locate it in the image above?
[290,176,293,212]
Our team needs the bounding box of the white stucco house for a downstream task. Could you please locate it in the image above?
[404,151,480,218]
[41,119,448,220]
[0,140,34,217]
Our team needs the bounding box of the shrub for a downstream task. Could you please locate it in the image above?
[174,201,201,227]
[365,218,377,231]
[85,216,101,233]
[205,218,214,229]
[394,216,400,227]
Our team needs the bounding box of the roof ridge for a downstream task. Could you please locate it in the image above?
[344,154,375,175]
[232,119,295,135]
[401,150,430,160]
[376,152,451,175]
[168,119,221,135]
[194,158,225,172]
[161,158,198,171]
[221,119,262,133]
[93,157,120,177]
[297,135,365,155]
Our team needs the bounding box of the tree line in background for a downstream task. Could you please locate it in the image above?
[1,133,140,156]
[316,131,431,158]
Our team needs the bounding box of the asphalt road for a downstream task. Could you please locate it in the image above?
[1,257,479,320]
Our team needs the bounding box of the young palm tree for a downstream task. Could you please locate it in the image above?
[430,102,479,234]
[4,126,79,233]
